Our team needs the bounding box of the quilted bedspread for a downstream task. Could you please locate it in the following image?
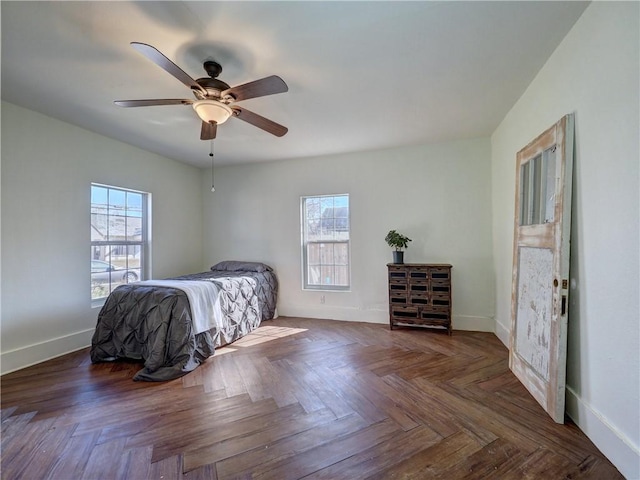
[90,268,278,381]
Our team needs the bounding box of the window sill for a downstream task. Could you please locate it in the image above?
[91,300,106,309]
[303,287,351,293]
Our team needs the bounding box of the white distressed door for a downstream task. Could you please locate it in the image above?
[509,114,574,423]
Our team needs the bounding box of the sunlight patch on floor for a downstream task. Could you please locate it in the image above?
[213,346,237,355]
[232,325,308,348]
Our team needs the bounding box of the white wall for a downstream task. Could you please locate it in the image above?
[203,138,494,331]
[491,3,639,478]
[1,101,204,373]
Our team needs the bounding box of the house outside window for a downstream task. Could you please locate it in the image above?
[91,184,149,303]
[301,194,350,291]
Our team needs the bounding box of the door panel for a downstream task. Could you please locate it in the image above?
[509,114,574,423]
[515,246,553,381]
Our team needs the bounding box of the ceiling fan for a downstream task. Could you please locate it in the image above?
[115,42,288,140]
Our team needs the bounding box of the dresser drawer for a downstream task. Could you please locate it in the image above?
[409,268,429,281]
[390,306,419,319]
[431,295,451,307]
[389,283,408,296]
[409,283,429,294]
[431,284,450,294]
[420,309,450,324]
[429,268,451,281]
[409,295,430,306]
[390,295,409,305]
[388,267,408,282]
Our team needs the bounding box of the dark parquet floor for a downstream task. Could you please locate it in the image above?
[1,316,623,479]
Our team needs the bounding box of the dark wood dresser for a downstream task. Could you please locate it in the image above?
[387,263,453,335]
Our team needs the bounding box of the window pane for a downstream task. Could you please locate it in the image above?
[110,189,126,210]
[126,245,141,281]
[305,197,321,242]
[320,265,334,285]
[91,186,108,241]
[531,154,542,224]
[307,265,320,285]
[335,266,349,286]
[91,211,108,241]
[320,197,333,213]
[543,146,556,223]
[320,218,335,240]
[126,192,143,216]
[126,216,142,241]
[335,243,349,265]
[320,242,334,264]
[308,243,321,265]
[520,161,531,226]
[306,198,320,219]
[109,212,126,241]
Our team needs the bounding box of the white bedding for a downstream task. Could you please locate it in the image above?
[136,279,223,334]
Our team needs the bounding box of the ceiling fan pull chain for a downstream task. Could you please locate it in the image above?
[210,139,215,193]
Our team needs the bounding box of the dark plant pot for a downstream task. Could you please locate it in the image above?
[392,251,404,264]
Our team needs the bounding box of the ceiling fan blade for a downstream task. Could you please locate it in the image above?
[222,75,288,102]
[114,99,193,107]
[231,106,288,137]
[200,121,217,140]
[130,42,206,95]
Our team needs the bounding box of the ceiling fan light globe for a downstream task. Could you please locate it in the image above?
[193,100,232,125]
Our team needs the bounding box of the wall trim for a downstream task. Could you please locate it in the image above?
[280,305,389,324]
[494,318,510,347]
[566,387,640,480]
[454,314,494,332]
[1,328,94,375]
[279,305,494,332]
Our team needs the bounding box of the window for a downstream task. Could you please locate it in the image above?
[301,194,350,290]
[91,184,148,303]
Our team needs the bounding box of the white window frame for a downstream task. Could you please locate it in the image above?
[91,183,150,306]
[301,194,351,291]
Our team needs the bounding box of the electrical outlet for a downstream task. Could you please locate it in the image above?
[320,295,326,304]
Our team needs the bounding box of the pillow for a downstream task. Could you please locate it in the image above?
[210,260,273,273]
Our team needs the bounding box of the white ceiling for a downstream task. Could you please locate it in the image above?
[1,1,588,168]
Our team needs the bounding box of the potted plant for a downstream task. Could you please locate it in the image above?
[385,230,412,264]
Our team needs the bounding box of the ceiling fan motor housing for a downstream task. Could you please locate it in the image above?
[191,61,233,101]
[194,77,232,100]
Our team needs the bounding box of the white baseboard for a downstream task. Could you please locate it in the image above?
[494,318,510,347]
[1,328,94,375]
[280,305,389,324]
[454,314,494,332]
[279,305,494,332]
[565,387,640,480]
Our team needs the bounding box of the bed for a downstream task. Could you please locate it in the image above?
[90,261,278,381]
